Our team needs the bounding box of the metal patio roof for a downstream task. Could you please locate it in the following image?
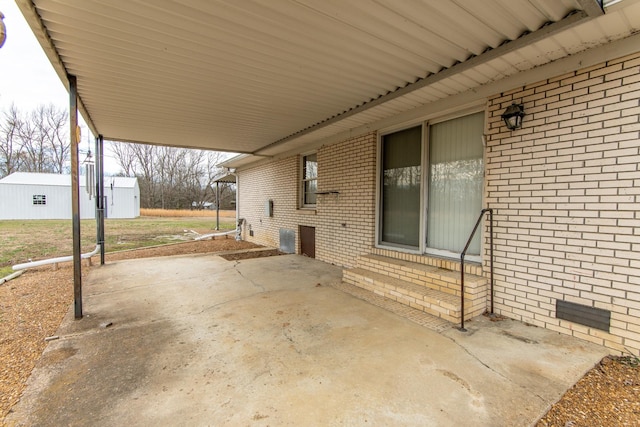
[15,0,640,166]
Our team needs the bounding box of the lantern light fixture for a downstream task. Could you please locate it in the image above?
[501,103,525,131]
[0,12,6,49]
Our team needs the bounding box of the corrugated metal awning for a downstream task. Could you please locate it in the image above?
[212,172,236,184]
[15,0,640,165]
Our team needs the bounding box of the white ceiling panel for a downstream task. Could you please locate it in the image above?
[14,0,640,162]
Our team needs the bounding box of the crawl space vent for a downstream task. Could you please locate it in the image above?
[556,300,611,332]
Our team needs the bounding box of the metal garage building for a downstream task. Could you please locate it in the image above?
[0,172,139,220]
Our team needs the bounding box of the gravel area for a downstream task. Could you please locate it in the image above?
[0,267,74,424]
[1,239,638,426]
[0,238,257,424]
[536,355,640,426]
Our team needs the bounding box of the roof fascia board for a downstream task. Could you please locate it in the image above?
[228,30,640,171]
[212,173,237,183]
[16,0,99,137]
[252,9,594,156]
[101,136,257,156]
[577,0,605,16]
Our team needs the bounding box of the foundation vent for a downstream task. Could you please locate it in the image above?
[556,300,610,332]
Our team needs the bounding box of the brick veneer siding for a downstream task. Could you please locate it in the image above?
[486,52,640,353]
[238,132,377,268]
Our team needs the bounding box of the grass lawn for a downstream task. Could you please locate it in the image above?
[0,213,236,277]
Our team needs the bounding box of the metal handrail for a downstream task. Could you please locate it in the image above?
[460,208,494,332]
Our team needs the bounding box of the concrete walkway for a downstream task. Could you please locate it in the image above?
[7,254,610,426]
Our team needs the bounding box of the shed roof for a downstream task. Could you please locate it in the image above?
[0,172,138,188]
[212,172,237,184]
[15,0,640,167]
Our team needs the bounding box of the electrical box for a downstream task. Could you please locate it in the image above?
[265,199,273,217]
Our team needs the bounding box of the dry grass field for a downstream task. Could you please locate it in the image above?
[140,208,236,217]
[0,211,236,278]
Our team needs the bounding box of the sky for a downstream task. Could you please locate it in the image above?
[0,0,120,173]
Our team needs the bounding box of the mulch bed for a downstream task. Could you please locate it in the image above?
[536,355,640,426]
[0,238,260,423]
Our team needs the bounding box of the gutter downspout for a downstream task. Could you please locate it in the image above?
[13,244,101,271]
[0,270,23,285]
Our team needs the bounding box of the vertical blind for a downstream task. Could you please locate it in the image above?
[427,112,484,255]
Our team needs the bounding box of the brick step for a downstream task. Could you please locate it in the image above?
[343,268,463,323]
[372,248,484,275]
[331,281,453,333]
[357,254,486,297]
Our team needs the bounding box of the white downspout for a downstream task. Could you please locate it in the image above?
[13,244,101,271]
[195,229,237,240]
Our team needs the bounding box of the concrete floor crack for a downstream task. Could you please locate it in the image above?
[234,263,266,292]
[282,328,302,354]
[445,335,508,380]
[443,335,547,403]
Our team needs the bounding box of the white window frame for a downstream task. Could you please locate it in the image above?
[375,106,487,262]
[33,194,47,205]
[375,123,426,253]
[300,152,318,209]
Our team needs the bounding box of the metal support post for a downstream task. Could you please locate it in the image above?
[69,74,82,319]
[215,181,220,230]
[95,134,105,264]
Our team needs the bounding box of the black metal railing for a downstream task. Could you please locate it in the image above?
[460,208,494,332]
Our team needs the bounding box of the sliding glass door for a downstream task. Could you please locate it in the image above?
[378,111,484,257]
[379,126,422,248]
[427,112,484,256]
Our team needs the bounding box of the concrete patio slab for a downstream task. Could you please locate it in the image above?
[7,254,610,426]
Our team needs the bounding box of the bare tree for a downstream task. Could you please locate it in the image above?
[131,143,159,209]
[41,104,69,173]
[0,104,69,177]
[0,105,23,176]
[110,141,136,177]
[17,109,47,172]
[108,140,233,210]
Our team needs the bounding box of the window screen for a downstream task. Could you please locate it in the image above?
[302,153,317,206]
[33,195,46,205]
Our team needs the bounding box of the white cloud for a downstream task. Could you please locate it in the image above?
[0,0,67,111]
[0,0,124,174]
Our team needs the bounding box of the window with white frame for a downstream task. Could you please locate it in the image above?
[33,194,46,205]
[377,111,484,256]
[301,153,317,207]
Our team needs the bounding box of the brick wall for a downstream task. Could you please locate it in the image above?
[238,132,377,267]
[486,52,640,353]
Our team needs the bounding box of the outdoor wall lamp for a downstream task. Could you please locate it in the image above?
[0,12,6,49]
[501,103,525,130]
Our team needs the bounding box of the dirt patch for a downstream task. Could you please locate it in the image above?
[105,238,259,262]
[220,249,285,261]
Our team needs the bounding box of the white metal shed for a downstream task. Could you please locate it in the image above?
[0,172,140,220]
